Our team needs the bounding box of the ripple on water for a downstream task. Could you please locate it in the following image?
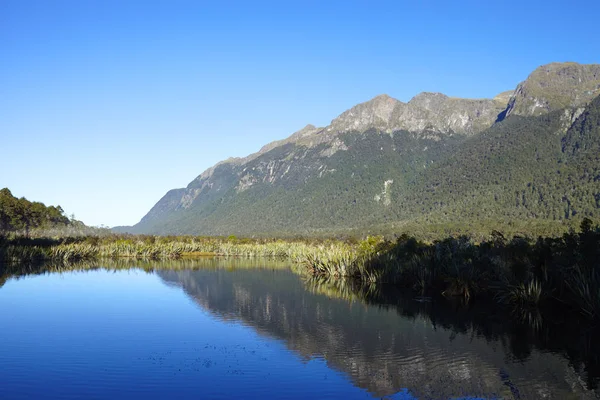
[0,266,599,399]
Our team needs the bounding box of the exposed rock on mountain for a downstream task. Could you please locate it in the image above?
[503,62,600,118]
[328,92,506,135]
[493,90,514,104]
[122,62,600,236]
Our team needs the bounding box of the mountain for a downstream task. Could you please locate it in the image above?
[122,62,600,236]
[327,92,506,135]
[502,62,600,118]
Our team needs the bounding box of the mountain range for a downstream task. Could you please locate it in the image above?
[117,62,600,237]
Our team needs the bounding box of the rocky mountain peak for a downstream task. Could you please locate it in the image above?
[503,62,600,118]
[493,91,514,105]
[328,94,403,134]
[348,93,402,116]
[408,92,450,110]
[370,93,394,101]
[327,90,507,136]
[289,124,318,139]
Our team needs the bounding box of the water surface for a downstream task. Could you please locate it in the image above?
[0,259,598,399]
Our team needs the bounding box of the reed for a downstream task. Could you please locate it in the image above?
[294,220,600,320]
[0,235,329,263]
[494,279,545,307]
[1,219,599,319]
[565,264,600,319]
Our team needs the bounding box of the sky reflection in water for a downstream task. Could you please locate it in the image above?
[0,261,598,399]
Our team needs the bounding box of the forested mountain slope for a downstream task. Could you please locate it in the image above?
[122,62,600,236]
[399,97,600,224]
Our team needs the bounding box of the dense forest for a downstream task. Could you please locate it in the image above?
[0,188,70,234]
[125,93,600,238]
[399,95,600,224]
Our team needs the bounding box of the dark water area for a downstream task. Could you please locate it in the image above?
[0,259,599,399]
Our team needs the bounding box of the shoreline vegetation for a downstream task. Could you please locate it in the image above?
[1,218,599,320]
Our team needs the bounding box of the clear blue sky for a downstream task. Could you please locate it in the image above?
[2,0,599,227]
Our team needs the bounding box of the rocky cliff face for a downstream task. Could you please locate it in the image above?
[328,92,506,136]
[503,62,600,118]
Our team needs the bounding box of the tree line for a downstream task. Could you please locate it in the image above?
[0,188,70,235]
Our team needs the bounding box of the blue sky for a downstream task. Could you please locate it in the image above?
[2,0,599,227]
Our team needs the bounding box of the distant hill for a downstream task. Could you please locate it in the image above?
[123,62,600,237]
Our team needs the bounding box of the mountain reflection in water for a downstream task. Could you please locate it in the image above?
[1,259,599,399]
[157,265,600,399]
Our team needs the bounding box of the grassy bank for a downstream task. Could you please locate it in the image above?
[2,220,599,319]
[0,234,341,263]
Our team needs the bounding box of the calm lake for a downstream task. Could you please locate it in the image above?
[0,259,599,399]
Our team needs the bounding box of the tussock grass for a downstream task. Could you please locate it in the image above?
[0,234,327,263]
[1,219,599,319]
[296,220,600,320]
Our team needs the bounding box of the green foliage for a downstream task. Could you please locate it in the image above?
[0,234,336,263]
[0,188,70,234]
[0,188,111,237]
[296,219,600,320]
[2,221,600,320]
[495,279,546,307]
[130,94,600,239]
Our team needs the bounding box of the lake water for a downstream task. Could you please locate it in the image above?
[0,259,599,399]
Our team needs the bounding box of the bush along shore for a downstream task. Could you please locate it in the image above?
[300,219,600,320]
[1,219,599,319]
